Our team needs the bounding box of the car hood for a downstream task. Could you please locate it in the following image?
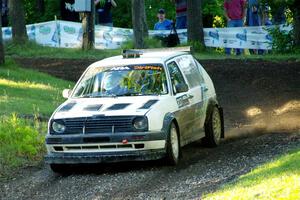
[52,96,163,119]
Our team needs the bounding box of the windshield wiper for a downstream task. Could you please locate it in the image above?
[116,92,143,97]
[80,94,93,98]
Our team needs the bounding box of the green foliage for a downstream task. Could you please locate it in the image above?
[24,0,60,24]
[121,40,134,50]
[212,15,225,28]
[144,37,163,48]
[0,114,46,175]
[267,26,295,53]
[121,37,162,49]
[189,40,205,53]
[202,0,224,27]
[112,1,132,28]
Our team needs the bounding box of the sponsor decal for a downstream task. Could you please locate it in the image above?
[236,29,247,42]
[39,26,51,35]
[266,34,272,41]
[3,28,12,35]
[63,26,76,35]
[2,20,290,50]
[176,95,190,108]
[111,66,131,71]
[134,66,162,71]
[209,31,219,40]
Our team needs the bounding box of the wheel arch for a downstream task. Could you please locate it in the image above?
[162,113,181,142]
[205,99,225,138]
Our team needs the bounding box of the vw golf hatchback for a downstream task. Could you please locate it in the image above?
[45,48,224,173]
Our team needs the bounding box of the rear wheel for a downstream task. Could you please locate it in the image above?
[165,123,181,165]
[203,106,222,147]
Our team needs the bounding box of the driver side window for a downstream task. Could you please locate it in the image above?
[167,61,188,94]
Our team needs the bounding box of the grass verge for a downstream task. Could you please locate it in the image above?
[204,148,300,200]
[5,41,120,60]
[0,59,74,177]
[0,59,74,116]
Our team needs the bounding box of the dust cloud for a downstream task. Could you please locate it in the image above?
[225,100,300,141]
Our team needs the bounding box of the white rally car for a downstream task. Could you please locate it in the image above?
[45,48,224,173]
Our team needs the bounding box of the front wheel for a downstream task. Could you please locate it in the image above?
[165,123,181,165]
[203,106,222,147]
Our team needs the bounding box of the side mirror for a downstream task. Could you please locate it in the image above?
[175,83,189,94]
[62,89,72,99]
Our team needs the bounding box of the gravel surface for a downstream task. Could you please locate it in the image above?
[1,132,299,200]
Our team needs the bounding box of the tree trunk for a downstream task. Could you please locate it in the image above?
[187,0,204,49]
[8,0,28,43]
[131,0,148,49]
[0,0,5,64]
[82,1,95,50]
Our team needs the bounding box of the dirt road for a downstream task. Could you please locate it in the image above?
[0,58,299,200]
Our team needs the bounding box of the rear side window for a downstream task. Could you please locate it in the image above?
[167,61,187,94]
[176,55,202,88]
[194,59,205,84]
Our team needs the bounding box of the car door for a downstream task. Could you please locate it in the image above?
[175,55,206,142]
[194,58,210,130]
[166,60,195,145]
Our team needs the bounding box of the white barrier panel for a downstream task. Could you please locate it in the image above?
[2,20,291,50]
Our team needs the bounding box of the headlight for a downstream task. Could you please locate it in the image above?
[133,117,148,131]
[52,121,66,134]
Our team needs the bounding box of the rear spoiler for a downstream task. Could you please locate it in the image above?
[122,46,191,58]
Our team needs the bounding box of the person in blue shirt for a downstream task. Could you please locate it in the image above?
[246,0,261,27]
[154,9,173,30]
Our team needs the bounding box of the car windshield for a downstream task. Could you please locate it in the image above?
[72,64,168,98]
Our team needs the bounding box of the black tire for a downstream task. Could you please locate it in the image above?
[203,106,222,147]
[165,123,181,165]
[50,164,70,174]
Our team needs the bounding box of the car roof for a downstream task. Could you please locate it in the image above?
[88,51,189,69]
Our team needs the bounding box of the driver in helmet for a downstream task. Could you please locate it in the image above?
[102,72,123,95]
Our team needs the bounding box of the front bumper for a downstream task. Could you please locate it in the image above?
[45,149,166,164]
[45,131,167,164]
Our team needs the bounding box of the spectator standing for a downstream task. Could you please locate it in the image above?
[246,0,261,27]
[95,0,117,27]
[262,4,272,26]
[224,0,247,55]
[174,0,187,29]
[246,0,264,55]
[154,9,173,30]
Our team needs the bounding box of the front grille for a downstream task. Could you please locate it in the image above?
[51,116,136,135]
